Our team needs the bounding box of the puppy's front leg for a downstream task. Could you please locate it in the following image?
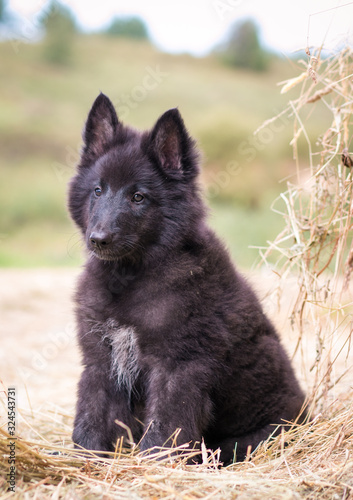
[140,362,213,456]
[73,363,138,453]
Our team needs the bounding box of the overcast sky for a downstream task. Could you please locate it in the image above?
[9,0,353,56]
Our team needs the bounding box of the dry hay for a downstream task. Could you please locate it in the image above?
[0,395,353,499]
[2,46,353,499]
[258,45,353,408]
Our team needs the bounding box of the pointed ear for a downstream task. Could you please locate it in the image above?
[81,93,118,163]
[149,108,198,178]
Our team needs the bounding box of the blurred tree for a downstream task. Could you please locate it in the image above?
[0,0,17,35]
[0,0,10,25]
[40,0,77,65]
[105,16,149,40]
[0,0,5,22]
[220,19,270,72]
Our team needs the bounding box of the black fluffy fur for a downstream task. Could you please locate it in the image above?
[68,93,306,464]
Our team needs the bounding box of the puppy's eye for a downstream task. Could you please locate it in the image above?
[132,193,144,203]
[94,187,102,197]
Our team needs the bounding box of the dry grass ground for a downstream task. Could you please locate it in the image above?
[0,268,352,499]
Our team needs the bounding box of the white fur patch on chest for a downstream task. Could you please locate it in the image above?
[101,319,140,394]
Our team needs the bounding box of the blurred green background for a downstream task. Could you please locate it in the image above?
[0,3,327,268]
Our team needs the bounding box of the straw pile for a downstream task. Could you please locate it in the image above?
[0,396,352,499]
[1,46,353,498]
[258,45,353,408]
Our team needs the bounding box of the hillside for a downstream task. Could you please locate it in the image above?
[0,35,325,267]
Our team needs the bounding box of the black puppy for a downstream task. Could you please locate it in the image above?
[68,93,305,463]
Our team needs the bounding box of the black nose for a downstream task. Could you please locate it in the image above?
[89,232,112,249]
